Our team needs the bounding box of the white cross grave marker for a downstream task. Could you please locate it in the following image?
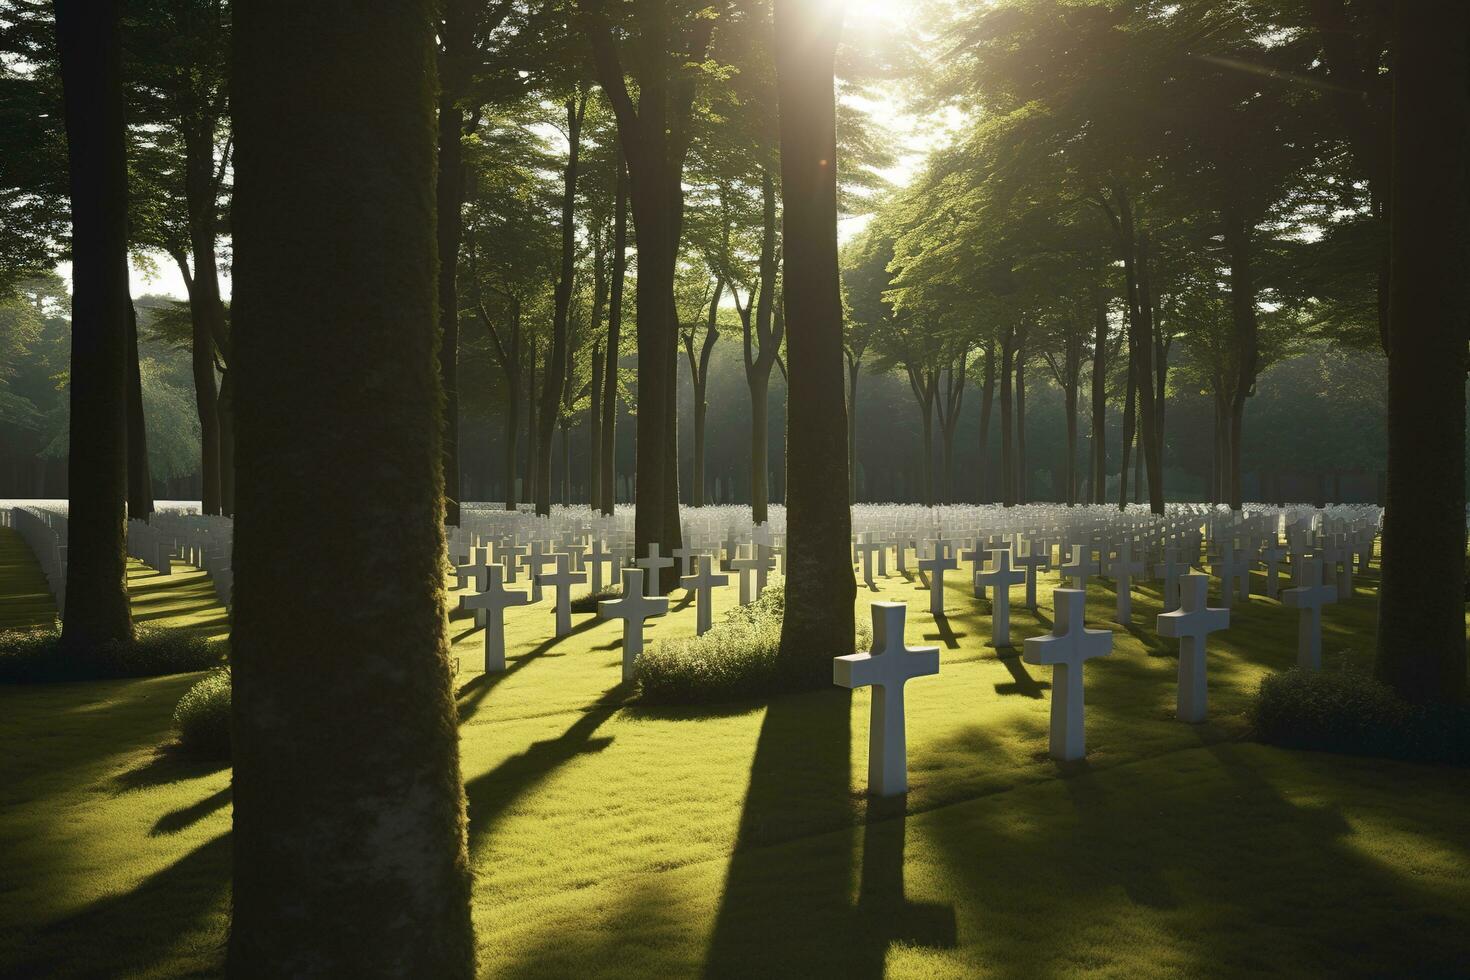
[1157,572,1230,723]
[599,569,669,682]
[833,602,941,797]
[461,565,533,673]
[636,543,675,597]
[977,548,1025,648]
[916,547,958,617]
[1282,557,1337,670]
[539,553,587,637]
[681,556,731,635]
[1023,588,1113,761]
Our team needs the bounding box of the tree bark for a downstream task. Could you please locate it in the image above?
[977,343,994,503]
[1119,360,1135,510]
[599,155,627,516]
[125,297,153,519]
[1375,2,1468,705]
[684,278,722,507]
[230,3,474,974]
[999,323,1016,507]
[745,171,783,525]
[1014,335,1026,505]
[845,349,861,503]
[180,86,226,517]
[55,0,133,648]
[774,0,854,682]
[1222,197,1258,513]
[535,92,587,516]
[1090,294,1108,505]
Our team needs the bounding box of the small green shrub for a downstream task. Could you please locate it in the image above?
[173,668,232,759]
[0,624,221,684]
[637,584,872,705]
[1250,667,1470,766]
[571,587,621,615]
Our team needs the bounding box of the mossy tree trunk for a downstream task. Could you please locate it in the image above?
[55,0,133,649]
[1375,2,1468,706]
[125,298,153,520]
[229,4,475,974]
[775,0,855,680]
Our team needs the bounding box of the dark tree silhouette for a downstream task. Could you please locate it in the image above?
[228,3,475,974]
[54,0,133,649]
[1375,1,1468,705]
[774,0,854,679]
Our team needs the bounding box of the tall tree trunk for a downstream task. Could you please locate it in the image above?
[749,370,770,520]
[125,297,153,519]
[1119,361,1135,510]
[846,351,861,503]
[1090,294,1107,505]
[434,0,474,526]
[503,363,520,512]
[230,3,474,974]
[218,370,235,515]
[589,340,603,511]
[1376,2,1468,705]
[775,0,854,681]
[1063,376,1078,507]
[1222,198,1258,513]
[599,156,627,516]
[977,343,994,503]
[1015,340,1027,505]
[745,171,782,526]
[684,279,721,507]
[55,0,132,648]
[536,93,587,516]
[182,100,226,517]
[526,340,538,507]
[999,324,1016,507]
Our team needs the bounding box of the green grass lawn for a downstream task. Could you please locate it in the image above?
[1,526,1468,978]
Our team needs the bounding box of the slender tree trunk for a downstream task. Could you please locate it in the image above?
[230,4,474,974]
[182,106,226,517]
[749,371,770,521]
[919,385,934,507]
[1223,199,1258,513]
[218,370,235,515]
[536,94,586,516]
[977,344,994,503]
[999,325,1016,507]
[1090,295,1107,505]
[846,353,861,503]
[589,341,603,511]
[435,3,472,526]
[1376,3,1468,705]
[1063,378,1077,507]
[1119,361,1135,510]
[775,0,854,680]
[125,297,153,519]
[55,0,132,647]
[599,156,627,516]
[526,341,538,507]
[1015,343,1027,505]
[503,364,520,511]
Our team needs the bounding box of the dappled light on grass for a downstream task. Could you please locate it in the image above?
[2,544,1470,976]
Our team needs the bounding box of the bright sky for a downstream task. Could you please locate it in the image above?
[60,0,934,302]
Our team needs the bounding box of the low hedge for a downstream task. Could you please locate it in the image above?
[1250,667,1470,766]
[0,625,220,684]
[173,668,232,759]
[637,584,872,705]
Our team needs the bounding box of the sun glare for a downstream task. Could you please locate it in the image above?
[847,0,914,28]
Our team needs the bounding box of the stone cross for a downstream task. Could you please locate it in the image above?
[461,565,533,672]
[1103,539,1145,625]
[961,541,989,599]
[1059,544,1098,594]
[1012,541,1050,609]
[1153,546,1190,612]
[1023,588,1113,761]
[539,553,588,637]
[586,538,615,595]
[681,556,731,635]
[856,538,883,587]
[833,602,941,797]
[728,546,762,605]
[1258,538,1287,600]
[753,544,776,594]
[1157,572,1230,723]
[916,548,958,617]
[673,544,699,578]
[636,543,675,597]
[976,548,1024,648]
[1282,557,1337,670]
[1209,536,1250,608]
[599,569,669,682]
[521,540,554,602]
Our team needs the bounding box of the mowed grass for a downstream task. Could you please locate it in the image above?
[1,526,1468,978]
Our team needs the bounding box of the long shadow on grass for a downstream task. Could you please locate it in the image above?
[703,689,955,977]
[464,683,630,855]
[457,616,602,724]
[2,833,231,978]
